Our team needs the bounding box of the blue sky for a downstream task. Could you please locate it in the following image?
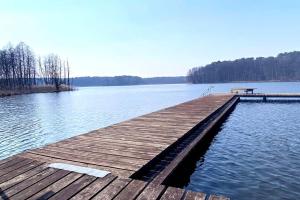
[1,0,300,77]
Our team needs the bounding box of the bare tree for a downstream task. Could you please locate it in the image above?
[0,42,71,92]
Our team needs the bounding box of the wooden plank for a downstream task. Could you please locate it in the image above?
[10,170,70,199]
[184,190,206,200]
[37,146,149,164]
[0,163,48,191]
[0,156,20,167]
[50,140,163,155]
[84,131,176,141]
[136,182,165,200]
[18,152,134,178]
[57,137,165,152]
[49,174,97,200]
[208,194,230,200]
[0,158,34,177]
[0,157,26,170]
[159,187,185,200]
[76,135,168,148]
[3,167,58,198]
[70,174,116,200]
[53,137,164,150]
[114,180,147,200]
[28,172,83,200]
[87,131,178,142]
[47,142,158,158]
[0,161,42,184]
[28,149,142,171]
[91,178,130,200]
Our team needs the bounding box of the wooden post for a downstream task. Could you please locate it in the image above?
[263,96,267,102]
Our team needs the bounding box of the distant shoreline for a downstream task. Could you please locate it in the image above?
[0,85,73,97]
[1,80,299,97]
[71,76,187,87]
[73,79,300,87]
[190,80,300,84]
[71,75,300,87]
[192,80,300,85]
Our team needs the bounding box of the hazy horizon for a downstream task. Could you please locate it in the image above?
[1,0,300,77]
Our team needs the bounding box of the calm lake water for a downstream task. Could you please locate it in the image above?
[0,82,300,160]
[1,82,300,196]
[184,102,300,200]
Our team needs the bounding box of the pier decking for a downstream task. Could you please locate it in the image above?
[0,94,236,200]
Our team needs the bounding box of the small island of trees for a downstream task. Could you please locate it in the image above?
[0,42,72,97]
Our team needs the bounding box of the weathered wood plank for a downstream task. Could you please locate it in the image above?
[136,182,165,200]
[0,158,34,177]
[0,161,42,184]
[86,131,178,142]
[18,152,134,178]
[49,174,97,200]
[0,156,21,167]
[3,167,58,198]
[70,174,116,200]
[27,172,83,200]
[184,190,206,200]
[0,157,26,170]
[0,163,48,190]
[28,149,142,171]
[58,137,166,151]
[91,178,130,200]
[159,187,185,200]
[50,140,163,155]
[208,194,230,200]
[47,144,156,160]
[114,180,147,200]
[10,170,70,199]
[38,146,149,164]
[76,135,169,148]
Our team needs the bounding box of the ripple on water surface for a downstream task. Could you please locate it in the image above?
[0,84,209,159]
[184,102,300,200]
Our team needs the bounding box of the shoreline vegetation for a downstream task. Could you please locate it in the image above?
[0,85,73,97]
[187,51,300,84]
[72,76,186,87]
[0,42,72,97]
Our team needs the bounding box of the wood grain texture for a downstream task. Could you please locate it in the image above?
[159,187,185,200]
[208,194,230,200]
[184,190,206,200]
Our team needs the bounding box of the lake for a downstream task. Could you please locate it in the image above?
[1,82,300,199]
[182,102,300,200]
[1,82,300,160]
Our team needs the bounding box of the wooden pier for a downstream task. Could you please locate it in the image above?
[239,93,300,102]
[0,94,238,200]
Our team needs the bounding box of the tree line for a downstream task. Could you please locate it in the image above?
[72,76,186,86]
[187,51,300,83]
[0,42,71,91]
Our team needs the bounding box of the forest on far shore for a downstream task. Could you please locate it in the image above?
[187,51,300,83]
[72,76,186,86]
